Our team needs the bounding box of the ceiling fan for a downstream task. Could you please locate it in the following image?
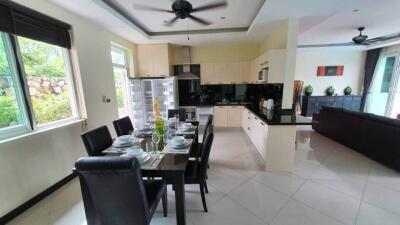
[133,0,228,26]
[299,27,400,48]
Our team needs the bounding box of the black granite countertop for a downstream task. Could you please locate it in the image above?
[180,103,313,125]
[245,105,313,126]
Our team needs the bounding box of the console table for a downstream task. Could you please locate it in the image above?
[301,95,361,117]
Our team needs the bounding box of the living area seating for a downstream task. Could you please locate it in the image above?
[75,157,167,225]
[313,106,400,171]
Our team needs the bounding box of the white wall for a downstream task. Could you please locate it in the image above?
[0,0,137,217]
[295,48,366,96]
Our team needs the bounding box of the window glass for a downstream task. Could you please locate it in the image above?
[18,37,75,125]
[111,46,126,66]
[111,46,130,118]
[0,34,25,130]
[380,56,395,93]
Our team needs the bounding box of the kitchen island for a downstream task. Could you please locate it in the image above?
[243,105,312,171]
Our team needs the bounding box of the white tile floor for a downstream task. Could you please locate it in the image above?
[7,126,400,225]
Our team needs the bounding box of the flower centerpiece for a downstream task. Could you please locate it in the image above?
[153,97,165,151]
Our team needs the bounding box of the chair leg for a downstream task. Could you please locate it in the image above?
[162,191,168,217]
[199,183,208,212]
[204,181,209,194]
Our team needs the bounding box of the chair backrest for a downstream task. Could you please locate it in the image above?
[203,115,214,138]
[81,126,113,156]
[198,132,214,180]
[113,116,134,136]
[75,157,151,225]
[168,109,186,121]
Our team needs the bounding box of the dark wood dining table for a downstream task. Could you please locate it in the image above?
[104,123,199,225]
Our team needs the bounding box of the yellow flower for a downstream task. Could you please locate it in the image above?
[153,97,161,120]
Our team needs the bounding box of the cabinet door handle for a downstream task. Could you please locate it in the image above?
[247,127,250,130]
[254,117,258,120]
[261,122,265,126]
[248,117,250,119]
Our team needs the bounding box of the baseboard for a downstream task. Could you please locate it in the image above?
[0,173,77,224]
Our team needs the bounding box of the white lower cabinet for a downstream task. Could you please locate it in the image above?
[242,110,268,161]
[214,106,243,127]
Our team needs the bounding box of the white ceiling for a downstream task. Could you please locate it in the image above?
[51,0,400,47]
[112,0,264,33]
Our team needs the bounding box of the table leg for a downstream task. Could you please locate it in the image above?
[174,172,186,225]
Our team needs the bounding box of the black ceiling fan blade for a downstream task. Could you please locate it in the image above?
[133,4,174,13]
[188,15,211,26]
[164,16,179,26]
[192,1,227,12]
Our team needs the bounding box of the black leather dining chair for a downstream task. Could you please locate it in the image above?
[168,109,186,121]
[190,115,213,159]
[113,116,134,136]
[184,131,214,212]
[81,126,113,156]
[75,157,167,225]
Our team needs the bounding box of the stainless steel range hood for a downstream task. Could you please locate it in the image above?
[176,46,200,80]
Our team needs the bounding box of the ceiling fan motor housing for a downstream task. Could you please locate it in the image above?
[172,0,193,19]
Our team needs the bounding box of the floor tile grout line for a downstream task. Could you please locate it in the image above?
[353,162,372,225]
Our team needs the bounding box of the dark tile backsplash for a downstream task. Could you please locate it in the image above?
[178,80,283,107]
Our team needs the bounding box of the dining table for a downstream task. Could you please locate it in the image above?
[102,122,199,225]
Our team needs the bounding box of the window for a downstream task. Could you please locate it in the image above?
[0,33,29,138]
[0,32,78,140]
[367,54,400,118]
[18,37,77,126]
[111,46,130,118]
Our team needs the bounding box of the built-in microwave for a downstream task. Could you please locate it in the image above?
[258,68,268,82]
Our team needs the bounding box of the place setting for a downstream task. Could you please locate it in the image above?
[135,123,154,138]
[175,122,196,136]
[162,136,193,154]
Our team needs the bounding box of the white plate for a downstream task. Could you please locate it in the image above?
[121,152,151,164]
[169,140,191,149]
[112,141,132,148]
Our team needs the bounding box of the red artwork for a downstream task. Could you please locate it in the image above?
[317,66,344,76]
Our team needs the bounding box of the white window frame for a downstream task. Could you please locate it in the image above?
[14,37,80,130]
[0,33,31,140]
[0,33,81,141]
[111,45,132,118]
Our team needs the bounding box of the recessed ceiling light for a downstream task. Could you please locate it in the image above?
[353,9,359,12]
[220,16,225,20]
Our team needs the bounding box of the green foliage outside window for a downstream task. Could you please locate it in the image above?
[0,96,19,128]
[31,91,72,124]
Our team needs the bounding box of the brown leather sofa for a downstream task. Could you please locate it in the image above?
[313,106,400,171]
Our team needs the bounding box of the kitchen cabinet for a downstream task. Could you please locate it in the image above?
[213,106,228,127]
[214,106,243,127]
[200,63,214,85]
[227,106,243,127]
[242,110,267,161]
[200,62,242,84]
[137,44,172,77]
[239,61,250,83]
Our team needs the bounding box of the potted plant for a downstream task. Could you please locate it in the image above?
[153,97,165,151]
[326,86,335,96]
[304,85,313,96]
[344,86,352,95]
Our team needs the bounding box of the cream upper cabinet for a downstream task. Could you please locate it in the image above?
[227,106,243,127]
[213,63,226,84]
[137,44,171,77]
[201,63,214,85]
[213,106,228,127]
[239,61,250,83]
[226,63,240,84]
